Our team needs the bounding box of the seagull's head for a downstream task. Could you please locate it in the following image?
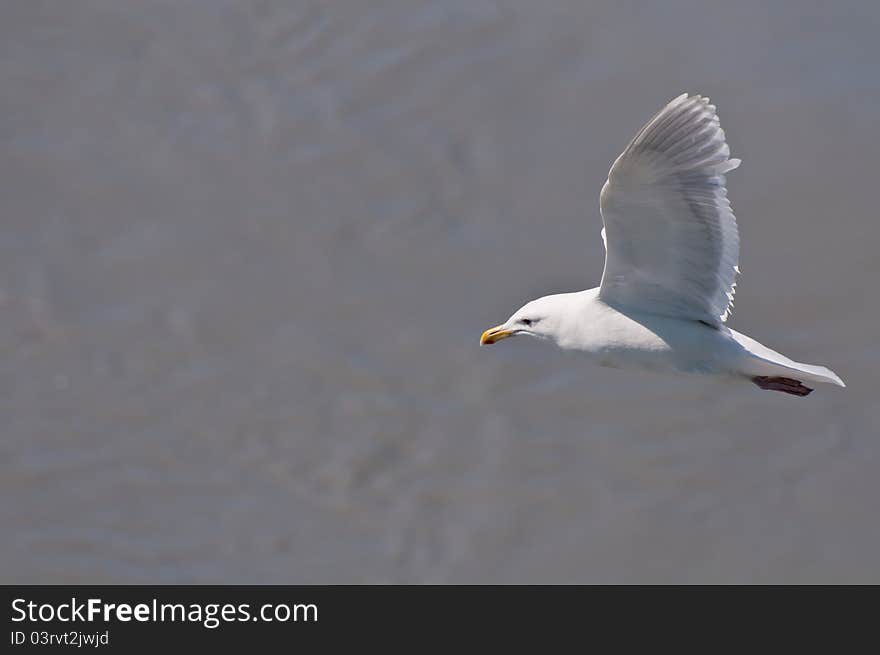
[480,294,573,347]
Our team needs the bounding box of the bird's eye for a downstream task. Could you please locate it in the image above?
[520,318,534,327]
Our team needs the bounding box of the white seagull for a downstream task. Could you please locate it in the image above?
[480,93,844,396]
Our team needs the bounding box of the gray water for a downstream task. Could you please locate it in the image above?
[2,0,879,583]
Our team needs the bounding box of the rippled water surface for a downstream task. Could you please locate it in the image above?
[2,0,879,582]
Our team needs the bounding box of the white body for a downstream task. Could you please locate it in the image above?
[545,288,843,387]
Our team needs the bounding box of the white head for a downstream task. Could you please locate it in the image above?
[480,293,576,347]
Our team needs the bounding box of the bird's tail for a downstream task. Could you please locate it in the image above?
[729,329,845,388]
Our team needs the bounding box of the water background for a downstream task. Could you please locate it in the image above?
[2,0,878,583]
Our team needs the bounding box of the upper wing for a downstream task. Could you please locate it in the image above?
[598,93,741,326]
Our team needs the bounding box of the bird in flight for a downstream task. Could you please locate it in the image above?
[480,93,844,396]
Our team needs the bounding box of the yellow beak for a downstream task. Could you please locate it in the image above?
[480,324,514,345]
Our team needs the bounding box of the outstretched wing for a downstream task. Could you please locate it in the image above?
[598,93,741,326]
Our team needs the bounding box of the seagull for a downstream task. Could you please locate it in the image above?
[480,93,844,396]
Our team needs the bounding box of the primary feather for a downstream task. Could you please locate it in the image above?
[598,93,741,326]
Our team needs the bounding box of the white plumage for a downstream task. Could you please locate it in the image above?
[481,93,844,396]
[599,94,739,326]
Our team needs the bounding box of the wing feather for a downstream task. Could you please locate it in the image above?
[598,94,741,325]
